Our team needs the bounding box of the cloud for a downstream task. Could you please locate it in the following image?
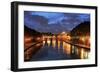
[24,11,90,33]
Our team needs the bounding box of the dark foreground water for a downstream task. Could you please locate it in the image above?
[28,40,90,61]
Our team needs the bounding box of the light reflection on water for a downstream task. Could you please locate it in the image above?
[43,39,90,59]
[52,40,56,48]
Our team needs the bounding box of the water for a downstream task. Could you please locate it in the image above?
[27,39,90,61]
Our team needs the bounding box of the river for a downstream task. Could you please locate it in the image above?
[26,39,90,61]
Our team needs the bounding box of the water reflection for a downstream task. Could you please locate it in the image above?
[52,40,56,48]
[43,38,90,59]
[63,42,71,55]
[25,37,90,61]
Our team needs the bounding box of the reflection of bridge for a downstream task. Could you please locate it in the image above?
[43,38,90,59]
[43,35,90,49]
[25,35,90,53]
[24,35,90,61]
[24,36,90,61]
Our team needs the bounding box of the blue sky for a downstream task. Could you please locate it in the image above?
[24,11,90,33]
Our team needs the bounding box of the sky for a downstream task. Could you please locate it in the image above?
[24,11,90,34]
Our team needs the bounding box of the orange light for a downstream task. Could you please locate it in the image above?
[36,37,41,40]
[63,42,71,55]
[25,37,33,42]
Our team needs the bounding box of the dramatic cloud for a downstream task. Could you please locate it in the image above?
[24,11,90,33]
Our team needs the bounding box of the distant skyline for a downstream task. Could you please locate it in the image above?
[24,11,90,34]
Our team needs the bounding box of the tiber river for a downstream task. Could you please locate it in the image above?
[25,37,90,61]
